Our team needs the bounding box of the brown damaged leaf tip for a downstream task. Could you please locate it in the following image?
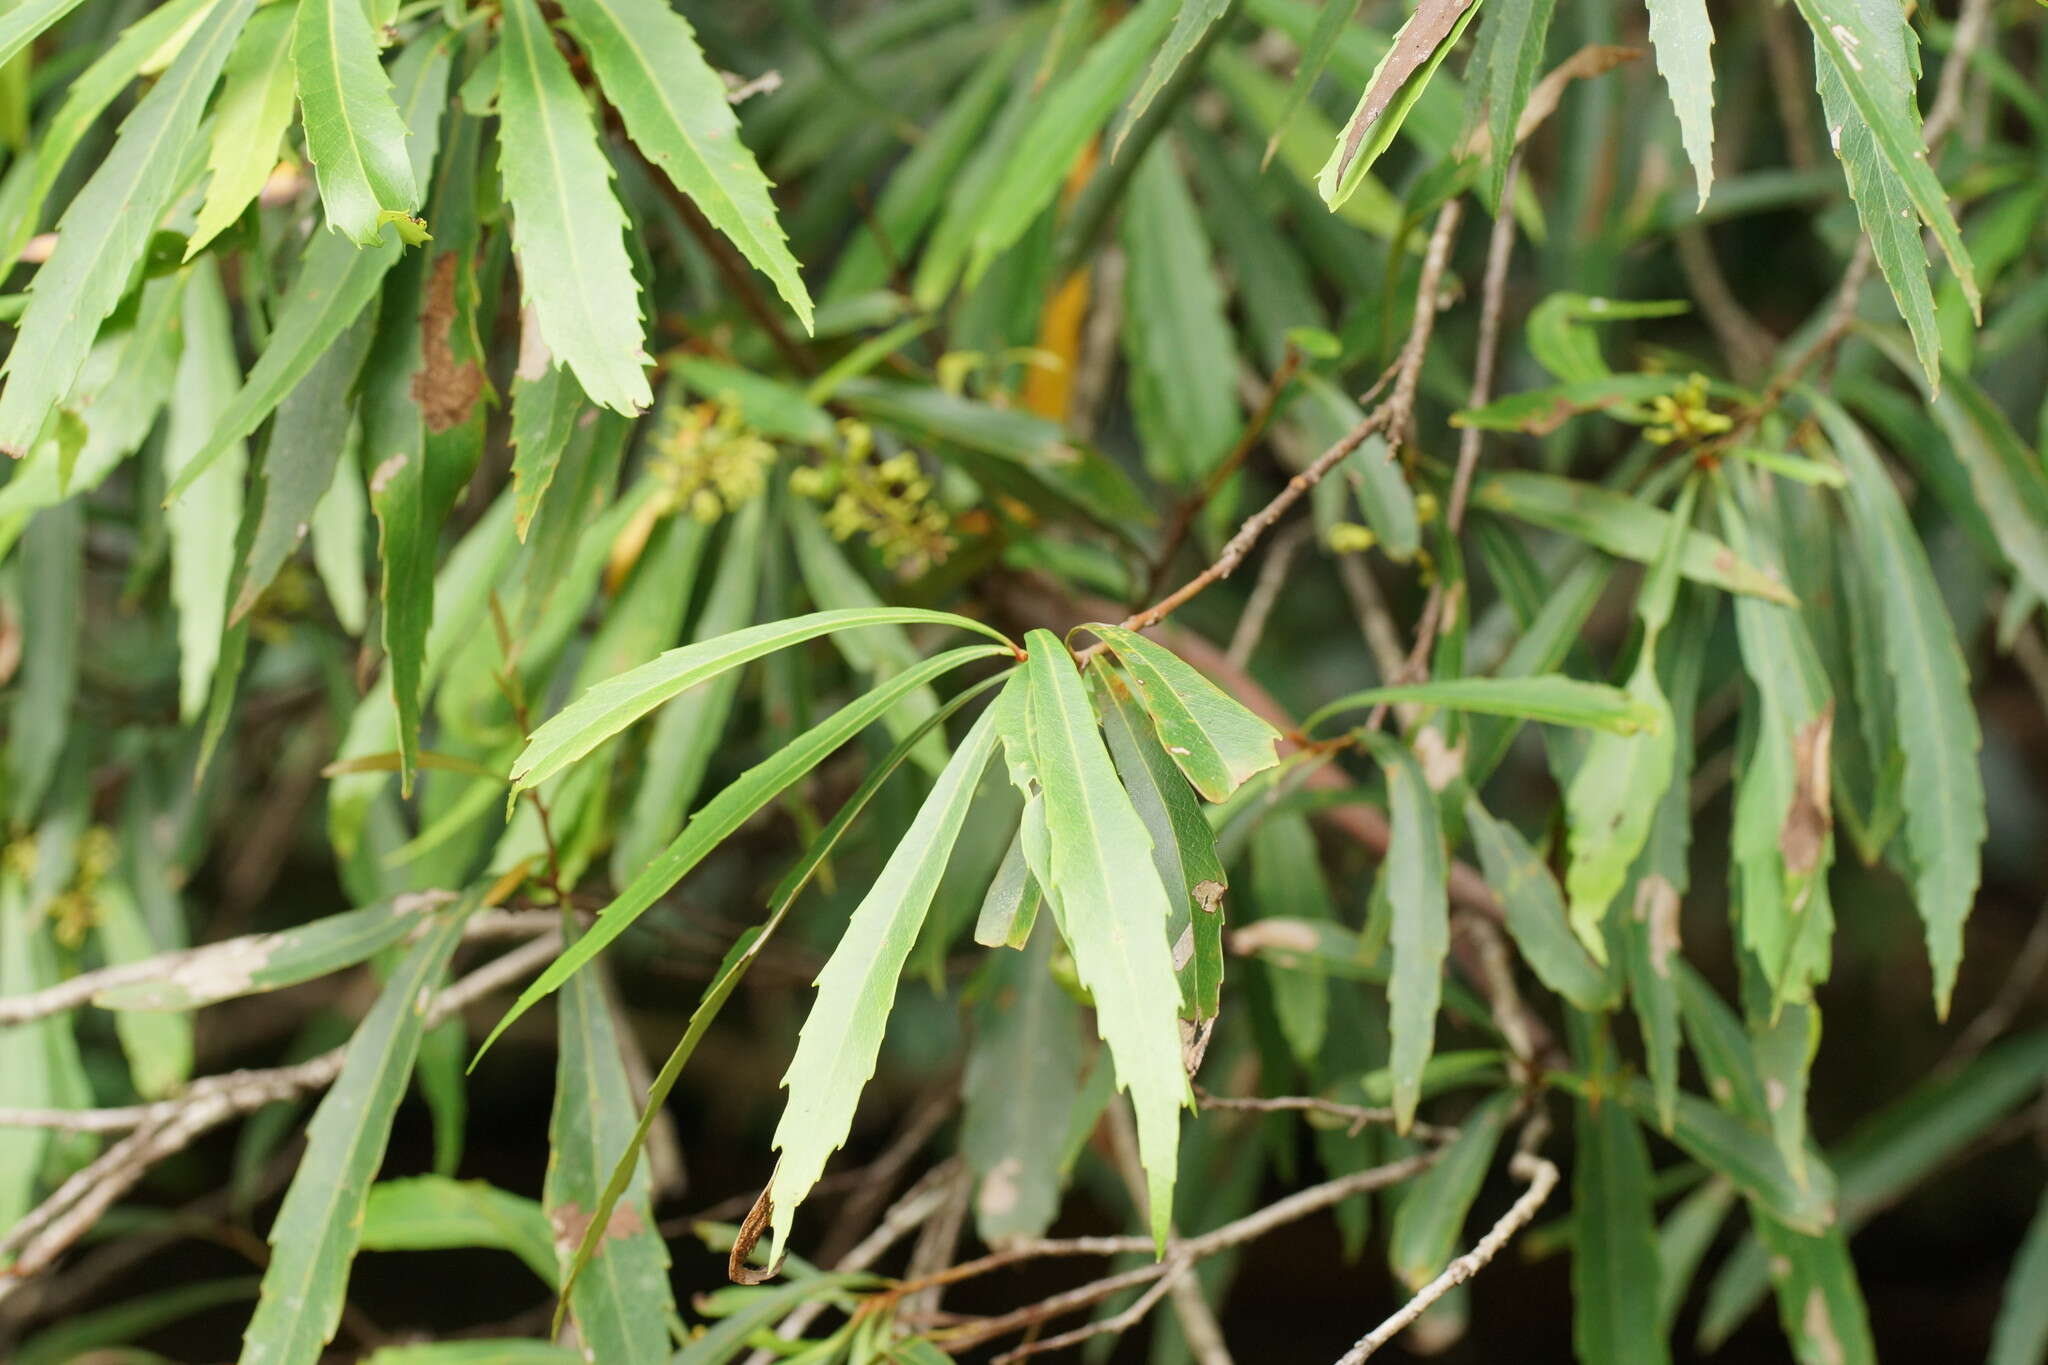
[1334,0,1474,179]
[727,1183,782,1284]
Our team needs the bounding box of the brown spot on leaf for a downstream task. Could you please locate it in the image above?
[1779,704,1835,891]
[1632,874,1681,978]
[549,1199,646,1260]
[412,253,485,433]
[1193,880,1225,914]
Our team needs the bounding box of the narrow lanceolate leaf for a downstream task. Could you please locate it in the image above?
[1793,0,1979,352]
[1120,138,1241,487]
[239,901,471,1365]
[1474,471,1794,604]
[188,5,299,255]
[1307,676,1660,736]
[0,0,253,456]
[511,608,1013,794]
[233,315,376,623]
[1562,478,1693,959]
[1263,0,1361,169]
[1118,0,1230,158]
[0,0,87,67]
[557,0,812,329]
[1573,1096,1670,1365]
[769,708,1001,1256]
[1099,670,1229,1020]
[1753,1219,1878,1365]
[1365,731,1449,1134]
[611,498,766,885]
[359,1177,558,1288]
[498,0,652,414]
[1465,797,1616,1012]
[166,39,450,504]
[294,0,421,243]
[1021,634,1191,1250]
[1989,1185,2048,1365]
[478,646,1011,1062]
[509,352,586,540]
[1624,1082,1836,1235]
[1470,0,1555,206]
[961,922,1087,1244]
[96,896,444,1011]
[1645,0,1715,201]
[548,935,674,1363]
[1249,813,1333,1064]
[1317,0,1480,211]
[973,832,1045,950]
[163,260,247,723]
[7,502,80,824]
[1390,1094,1512,1289]
[0,869,53,1234]
[1083,624,1281,802]
[1810,393,1982,1016]
[966,0,1177,281]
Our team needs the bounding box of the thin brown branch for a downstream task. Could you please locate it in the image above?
[1332,1150,1560,1363]
[1193,1087,1458,1144]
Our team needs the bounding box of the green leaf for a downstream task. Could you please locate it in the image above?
[1990,1184,2048,1365]
[1656,1178,1735,1334]
[359,1176,558,1288]
[562,673,1012,1309]
[1524,293,1690,384]
[1572,1095,1670,1365]
[1621,1080,1835,1236]
[1465,796,1616,1012]
[294,0,421,243]
[1474,470,1795,604]
[1390,1093,1512,1289]
[1017,632,1190,1251]
[1307,675,1660,736]
[164,38,451,505]
[769,706,1002,1255]
[511,608,1013,794]
[1809,392,1982,1015]
[1081,624,1281,802]
[163,258,248,723]
[1794,0,1978,381]
[972,831,1044,950]
[1099,669,1229,1020]
[961,920,1087,1244]
[674,1275,874,1365]
[1117,0,1230,159]
[232,313,375,623]
[1364,730,1449,1134]
[1645,0,1715,200]
[1208,44,1402,239]
[548,931,674,1362]
[1119,135,1240,486]
[966,0,1177,281]
[15,1278,261,1365]
[497,0,651,413]
[1249,812,1332,1063]
[557,0,812,329]
[6,500,81,824]
[365,1346,582,1365]
[94,896,437,1011]
[0,0,252,457]
[1316,0,1480,211]
[0,0,89,68]
[1262,0,1361,170]
[239,898,472,1365]
[612,497,766,885]
[1452,373,1686,434]
[1561,478,1694,959]
[509,360,586,538]
[1468,0,1555,206]
[0,866,54,1233]
[187,3,298,255]
[480,644,1011,1062]
[91,882,194,1099]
